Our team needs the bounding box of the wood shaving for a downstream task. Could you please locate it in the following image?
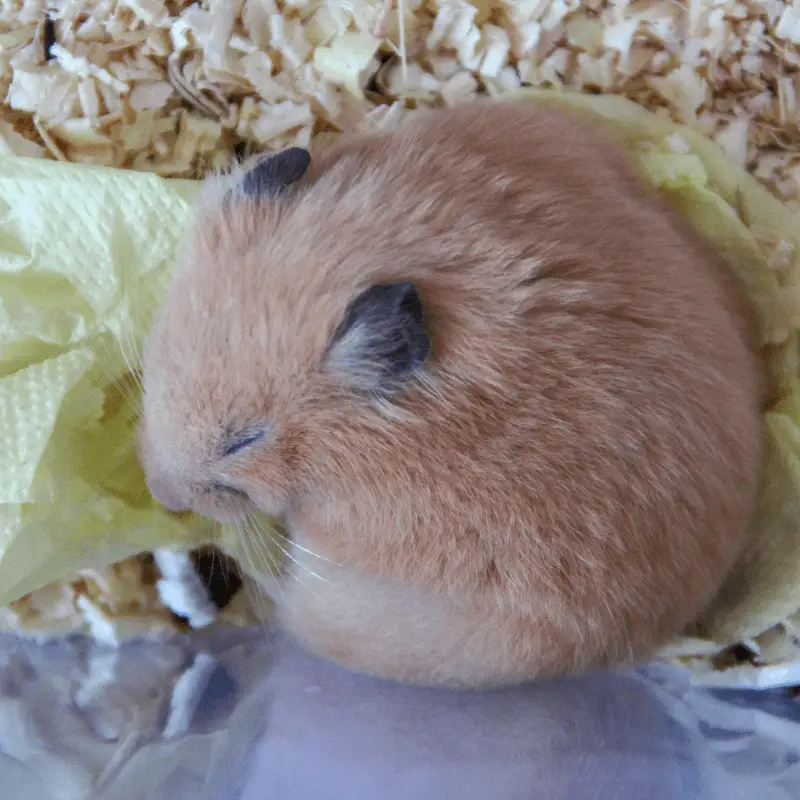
[0,549,265,645]
[1,0,800,681]
[0,556,183,645]
[0,0,795,208]
[664,613,800,688]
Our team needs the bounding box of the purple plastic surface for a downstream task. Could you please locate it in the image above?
[0,630,797,800]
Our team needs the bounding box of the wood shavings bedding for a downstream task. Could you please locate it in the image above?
[2,1,798,204]
[1,0,799,688]
[0,548,265,646]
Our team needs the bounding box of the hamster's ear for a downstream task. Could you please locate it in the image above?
[326,283,430,393]
[240,147,311,198]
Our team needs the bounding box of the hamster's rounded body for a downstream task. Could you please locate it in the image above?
[140,102,762,687]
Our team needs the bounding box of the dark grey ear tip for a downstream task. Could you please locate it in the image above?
[273,147,312,178]
[393,282,425,322]
[241,147,312,198]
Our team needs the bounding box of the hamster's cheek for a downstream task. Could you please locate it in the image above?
[241,475,290,519]
[247,493,285,519]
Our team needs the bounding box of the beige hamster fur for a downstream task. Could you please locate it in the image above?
[139,101,763,688]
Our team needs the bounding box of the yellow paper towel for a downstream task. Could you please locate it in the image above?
[0,156,215,606]
[1,92,799,650]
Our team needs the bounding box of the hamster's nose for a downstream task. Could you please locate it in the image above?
[146,474,189,513]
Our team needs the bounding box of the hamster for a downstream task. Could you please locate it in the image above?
[139,101,763,688]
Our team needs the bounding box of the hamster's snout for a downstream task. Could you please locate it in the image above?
[146,470,256,521]
[143,455,258,522]
[138,413,269,521]
[145,472,189,514]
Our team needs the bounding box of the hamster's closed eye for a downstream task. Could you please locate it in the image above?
[222,424,270,457]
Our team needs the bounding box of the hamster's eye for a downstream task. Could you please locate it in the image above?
[223,425,267,457]
[209,482,248,499]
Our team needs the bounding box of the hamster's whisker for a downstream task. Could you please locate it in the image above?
[274,533,341,567]
[122,322,143,360]
[247,519,336,592]
[245,518,306,571]
[121,269,147,363]
[234,516,274,581]
[104,327,144,395]
[244,515,286,591]
[231,525,272,619]
[227,519,282,617]
[270,536,330,586]
[92,337,145,412]
[93,336,126,385]
[261,550,325,602]
[95,261,146,396]
[119,337,145,391]
[245,516,331,602]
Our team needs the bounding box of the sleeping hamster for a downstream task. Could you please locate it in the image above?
[139,101,763,688]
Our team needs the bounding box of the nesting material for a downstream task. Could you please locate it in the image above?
[0,557,182,645]
[1,1,799,207]
[1,1,800,688]
[0,549,263,645]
